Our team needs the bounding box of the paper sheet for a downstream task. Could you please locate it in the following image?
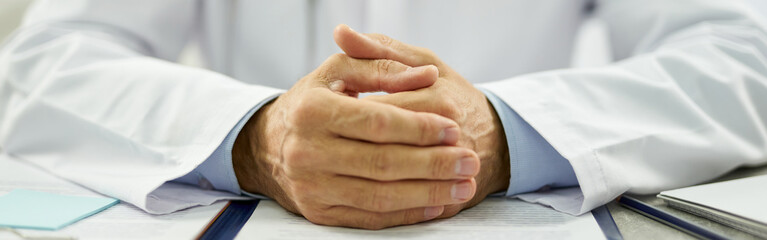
[0,189,118,230]
[237,198,606,239]
[0,154,225,240]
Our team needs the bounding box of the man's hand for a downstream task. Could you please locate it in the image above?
[334,24,511,218]
[232,53,482,229]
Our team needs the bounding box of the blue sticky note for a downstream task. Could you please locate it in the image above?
[0,189,119,230]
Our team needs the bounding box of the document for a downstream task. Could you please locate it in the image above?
[0,154,225,240]
[0,189,118,230]
[237,198,606,239]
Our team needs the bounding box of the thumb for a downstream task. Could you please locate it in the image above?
[333,24,390,60]
[333,24,439,67]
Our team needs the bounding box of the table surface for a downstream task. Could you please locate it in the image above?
[608,165,767,240]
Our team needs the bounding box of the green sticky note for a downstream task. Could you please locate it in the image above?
[0,189,119,230]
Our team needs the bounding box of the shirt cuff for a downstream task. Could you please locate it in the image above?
[173,94,280,195]
[479,87,579,196]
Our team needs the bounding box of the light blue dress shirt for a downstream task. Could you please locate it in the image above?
[479,88,578,196]
[174,90,579,197]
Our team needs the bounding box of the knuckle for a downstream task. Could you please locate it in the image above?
[427,183,444,205]
[373,59,395,75]
[289,94,323,125]
[380,36,394,47]
[349,194,368,210]
[416,113,434,145]
[439,98,461,119]
[365,110,390,140]
[371,33,393,47]
[318,54,347,77]
[326,53,347,65]
[315,64,336,80]
[402,209,420,225]
[368,150,391,179]
[430,149,454,178]
[368,185,393,211]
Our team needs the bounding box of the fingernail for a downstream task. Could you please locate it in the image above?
[425,65,438,74]
[329,80,345,92]
[405,65,435,74]
[440,127,460,144]
[451,181,472,201]
[455,157,477,177]
[424,206,442,220]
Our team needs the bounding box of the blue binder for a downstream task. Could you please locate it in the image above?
[198,200,260,240]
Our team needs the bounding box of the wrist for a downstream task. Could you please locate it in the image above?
[483,97,510,196]
[462,96,510,209]
[232,103,264,193]
[232,100,296,211]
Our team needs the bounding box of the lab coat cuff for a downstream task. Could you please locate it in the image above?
[478,87,579,197]
[173,94,281,195]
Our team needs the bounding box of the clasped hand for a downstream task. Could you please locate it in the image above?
[233,24,508,230]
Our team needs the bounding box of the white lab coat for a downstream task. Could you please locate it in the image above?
[1,0,765,215]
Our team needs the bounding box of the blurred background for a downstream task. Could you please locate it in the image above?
[2,0,767,64]
[0,0,28,43]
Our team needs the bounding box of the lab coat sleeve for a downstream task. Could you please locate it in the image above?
[174,95,278,195]
[479,88,579,196]
[0,0,282,214]
[172,106,259,195]
[478,0,767,215]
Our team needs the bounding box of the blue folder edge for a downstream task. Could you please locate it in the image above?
[592,204,623,240]
[197,200,260,240]
[198,200,623,240]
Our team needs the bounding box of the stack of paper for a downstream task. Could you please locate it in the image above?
[237,198,607,239]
